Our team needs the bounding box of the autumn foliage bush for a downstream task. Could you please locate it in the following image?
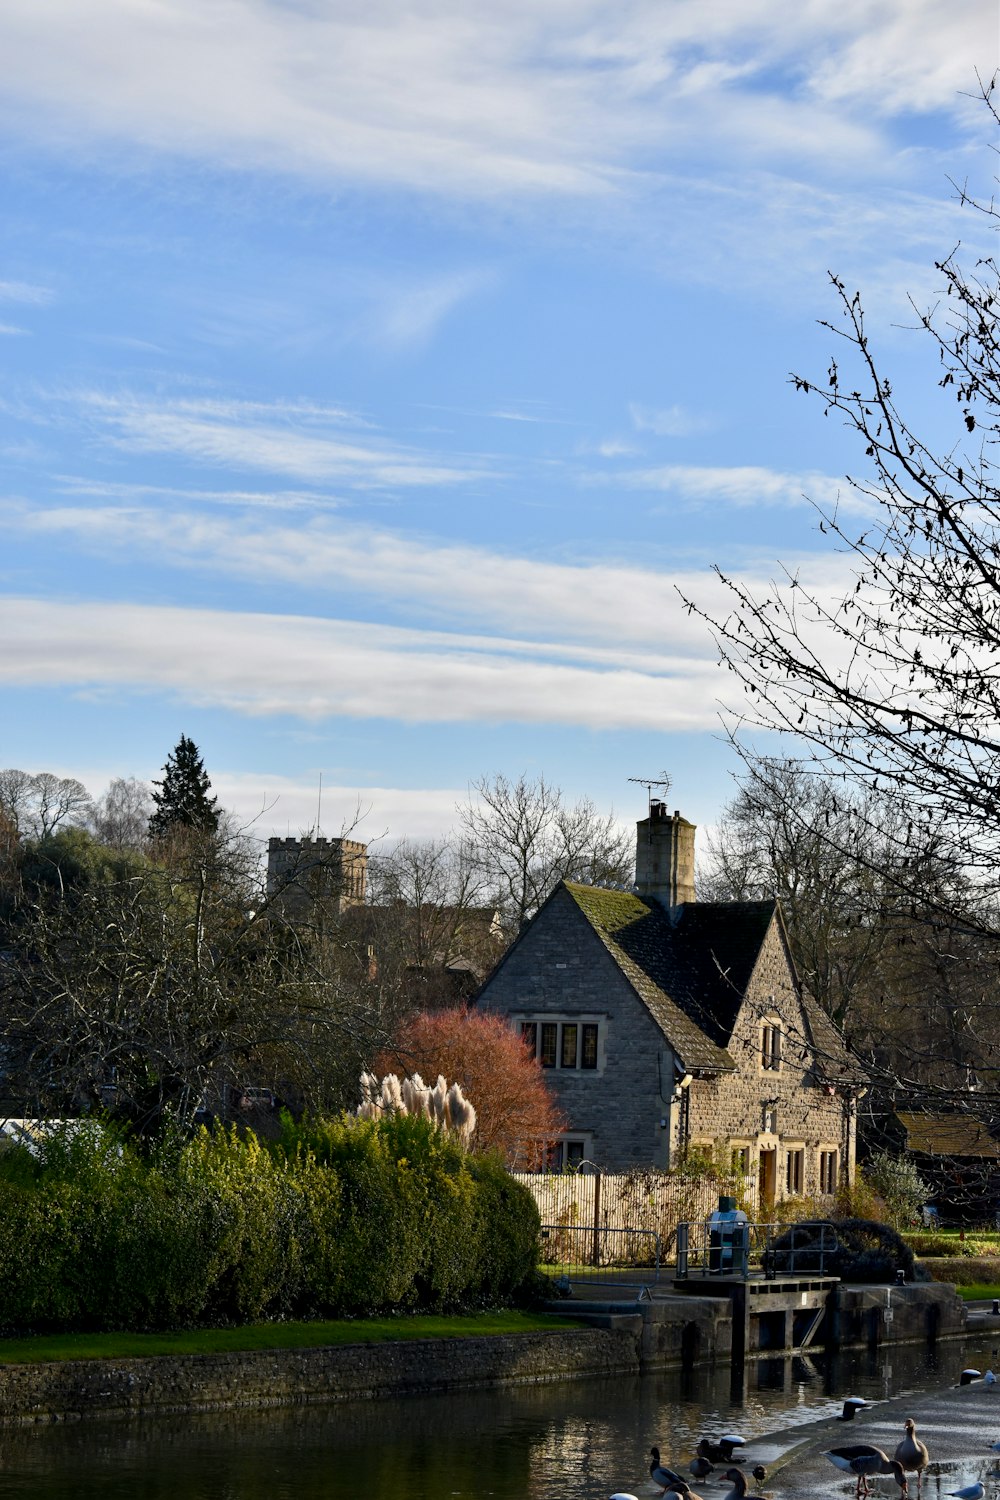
[377,1007,565,1166]
[0,1114,540,1334]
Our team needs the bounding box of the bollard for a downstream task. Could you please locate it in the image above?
[993,1299,999,1316]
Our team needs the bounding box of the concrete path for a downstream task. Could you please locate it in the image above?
[731,1378,1000,1500]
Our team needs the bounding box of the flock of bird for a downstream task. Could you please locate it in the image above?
[605,1401,1000,1500]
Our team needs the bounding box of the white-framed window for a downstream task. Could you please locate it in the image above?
[520,1018,600,1071]
[785,1147,804,1195]
[761,1020,782,1071]
[818,1148,839,1195]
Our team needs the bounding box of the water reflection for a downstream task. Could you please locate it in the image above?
[0,1339,998,1500]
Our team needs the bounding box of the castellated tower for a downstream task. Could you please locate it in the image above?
[634,800,696,909]
[266,835,367,919]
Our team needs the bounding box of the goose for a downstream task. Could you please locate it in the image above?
[838,1398,870,1421]
[894,1420,930,1493]
[698,1438,747,1464]
[651,1450,686,1494]
[945,1486,984,1500]
[690,1457,716,1482]
[824,1447,908,1498]
[720,1469,750,1500]
[665,1484,705,1500]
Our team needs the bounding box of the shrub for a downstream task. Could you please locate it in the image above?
[860,1151,931,1230]
[0,1111,541,1333]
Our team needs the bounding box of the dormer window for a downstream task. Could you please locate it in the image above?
[761,1020,782,1072]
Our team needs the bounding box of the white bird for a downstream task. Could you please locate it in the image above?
[945,1485,984,1500]
[986,1370,998,1388]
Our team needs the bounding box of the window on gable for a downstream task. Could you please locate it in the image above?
[761,1021,782,1071]
[520,1017,601,1071]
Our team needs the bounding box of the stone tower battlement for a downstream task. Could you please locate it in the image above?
[267,835,367,916]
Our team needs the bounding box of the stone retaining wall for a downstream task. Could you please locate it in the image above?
[0,1329,639,1427]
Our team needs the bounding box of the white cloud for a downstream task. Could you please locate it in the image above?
[0,596,732,732]
[1,499,748,651]
[0,323,27,337]
[0,1,989,204]
[629,402,712,437]
[0,279,52,304]
[366,269,493,351]
[70,392,492,488]
[602,461,875,514]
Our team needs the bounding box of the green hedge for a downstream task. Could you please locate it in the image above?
[0,1116,540,1334]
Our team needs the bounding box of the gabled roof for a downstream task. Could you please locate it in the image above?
[562,884,779,1073]
[896,1110,1000,1160]
[558,883,862,1084]
[799,990,868,1087]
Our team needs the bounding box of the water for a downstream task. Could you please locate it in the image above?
[1,1337,998,1500]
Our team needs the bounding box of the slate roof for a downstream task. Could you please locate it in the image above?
[896,1111,1000,1160]
[560,882,861,1084]
[800,990,867,1087]
[562,883,777,1073]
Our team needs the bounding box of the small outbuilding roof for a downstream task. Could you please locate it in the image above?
[896,1110,1000,1160]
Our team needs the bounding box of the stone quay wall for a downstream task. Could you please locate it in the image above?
[0,1328,638,1427]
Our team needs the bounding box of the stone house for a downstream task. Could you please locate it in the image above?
[476,800,863,1204]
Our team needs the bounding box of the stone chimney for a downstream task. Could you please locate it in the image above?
[635,801,696,909]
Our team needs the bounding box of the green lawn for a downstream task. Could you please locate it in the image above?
[955,1284,1000,1301]
[0,1311,581,1365]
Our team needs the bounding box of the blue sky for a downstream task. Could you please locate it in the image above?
[1,0,998,847]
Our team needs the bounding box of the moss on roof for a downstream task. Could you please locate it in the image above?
[563,883,739,1073]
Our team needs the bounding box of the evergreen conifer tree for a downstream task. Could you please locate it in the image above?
[148,735,220,840]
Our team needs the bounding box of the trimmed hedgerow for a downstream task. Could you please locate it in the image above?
[0,1115,540,1334]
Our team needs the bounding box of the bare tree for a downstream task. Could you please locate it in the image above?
[88,777,154,852]
[0,769,91,840]
[459,773,633,934]
[692,81,1000,1117]
[702,758,899,1031]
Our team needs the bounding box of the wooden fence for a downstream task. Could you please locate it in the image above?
[512,1166,758,1267]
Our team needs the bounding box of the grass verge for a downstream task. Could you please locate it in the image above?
[0,1311,581,1365]
[955,1284,1000,1301]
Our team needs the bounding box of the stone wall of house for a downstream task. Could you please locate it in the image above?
[478,888,676,1171]
[685,920,855,1201]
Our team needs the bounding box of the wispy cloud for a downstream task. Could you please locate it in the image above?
[0,1,988,204]
[0,323,28,337]
[2,498,856,654]
[629,402,712,438]
[68,393,493,488]
[0,596,732,732]
[594,461,873,514]
[366,269,493,351]
[0,279,53,305]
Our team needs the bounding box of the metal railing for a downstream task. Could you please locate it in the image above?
[675,1219,839,1279]
[539,1223,662,1293]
